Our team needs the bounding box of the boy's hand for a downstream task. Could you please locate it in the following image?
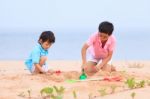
[39,71,46,74]
[81,64,88,72]
[95,64,103,72]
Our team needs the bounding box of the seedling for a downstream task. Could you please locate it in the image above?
[126,78,146,89]
[40,86,65,99]
[98,88,107,96]
[72,90,77,99]
[53,86,65,99]
[136,80,145,88]
[140,80,145,87]
[40,87,53,97]
[110,85,117,94]
[27,89,31,98]
[130,92,136,99]
[125,78,136,89]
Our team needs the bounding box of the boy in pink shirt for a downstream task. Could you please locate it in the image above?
[81,21,116,75]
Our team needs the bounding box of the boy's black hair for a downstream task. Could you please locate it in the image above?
[38,31,55,44]
[98,21,114,36]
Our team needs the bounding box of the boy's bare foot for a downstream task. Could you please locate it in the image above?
[101,64,116,72]
[111,66,116,71]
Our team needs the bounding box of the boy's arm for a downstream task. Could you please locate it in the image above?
[34,63,45,73]
[81,43,89,68]
[96,51,113,70]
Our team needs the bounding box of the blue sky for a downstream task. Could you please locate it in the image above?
[0,0,150,30]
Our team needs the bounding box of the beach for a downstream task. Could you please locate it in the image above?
[0,60,150,99]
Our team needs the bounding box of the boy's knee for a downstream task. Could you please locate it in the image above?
[83,61,97,72]
[84,65,97,73]
[111,65,116,71]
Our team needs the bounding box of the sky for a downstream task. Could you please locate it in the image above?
[0,0,150,31]
[0,0,150,60]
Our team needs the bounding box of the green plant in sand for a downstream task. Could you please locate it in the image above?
[40,87,53,97]
[130,92,136,99]
[72,90,77,99]
[53,85,65,99]
[98,88,107,96]
[110,85,117,94]
[27,89,31,98]
[126,78,146,89]
[136,80,145,88]
[125,78,136,89]
[40,86,65,99]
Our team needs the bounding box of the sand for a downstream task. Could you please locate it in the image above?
[0,60,150,99]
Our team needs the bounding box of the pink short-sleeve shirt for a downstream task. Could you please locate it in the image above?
[86,32,116,59]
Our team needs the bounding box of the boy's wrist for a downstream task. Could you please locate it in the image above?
[82,60,86,65]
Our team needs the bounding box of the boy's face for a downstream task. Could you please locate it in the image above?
[99,32,109,42]
[41,41,52,50]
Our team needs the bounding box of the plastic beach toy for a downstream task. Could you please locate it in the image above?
[55,70,61,75]
[79,69,87,80]
[66,76,123,83]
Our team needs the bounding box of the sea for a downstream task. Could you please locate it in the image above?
[0,28,150,60]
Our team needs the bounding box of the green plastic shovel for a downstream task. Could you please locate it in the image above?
[79,69,87,80]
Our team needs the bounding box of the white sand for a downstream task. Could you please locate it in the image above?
[0,60,150,99]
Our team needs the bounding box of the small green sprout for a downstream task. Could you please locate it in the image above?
[98,88,107,96]
[72,90,77,99]
[131,92,136,99]
[27,89,31,98]
[40,87,53,96]
[53,86,65,96]
[136,80,145,88]
[125,78,136,89]
[110,85,117,94]
[40,86,65,99]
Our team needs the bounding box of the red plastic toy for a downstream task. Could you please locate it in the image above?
[55,70,61,75]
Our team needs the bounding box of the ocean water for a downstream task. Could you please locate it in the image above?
[0,28,150,60]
